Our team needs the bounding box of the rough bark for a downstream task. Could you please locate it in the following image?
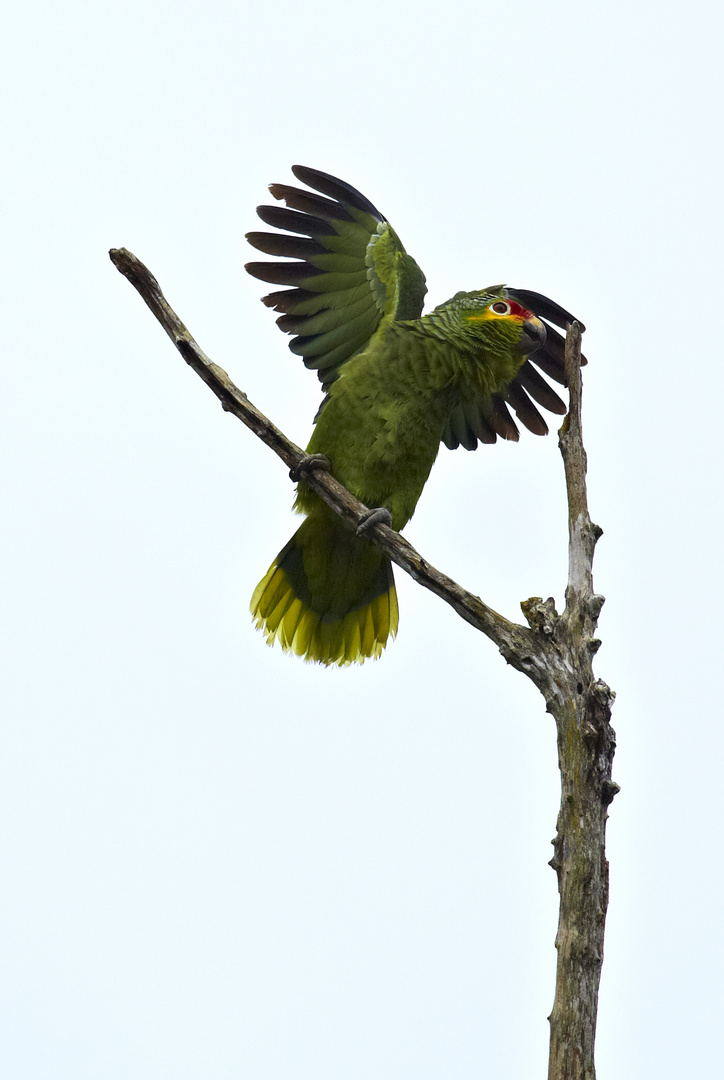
[110,248,617,1079]
[543,324,618,1080]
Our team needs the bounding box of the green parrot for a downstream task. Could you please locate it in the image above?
[246,166,584,666]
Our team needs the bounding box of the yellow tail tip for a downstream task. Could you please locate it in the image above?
[250,563,398,667]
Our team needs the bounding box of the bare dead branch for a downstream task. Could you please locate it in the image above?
[110,247,617,1080]
[109,247,547,685]
[561,322,604,621]
[544,323,617,1080]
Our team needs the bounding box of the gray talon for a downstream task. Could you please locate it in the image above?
[356,506,393,536]
[289,453,331,482]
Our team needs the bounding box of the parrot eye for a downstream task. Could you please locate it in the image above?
[490,301,511,315]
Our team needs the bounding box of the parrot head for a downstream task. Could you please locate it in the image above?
[437,287,547,359]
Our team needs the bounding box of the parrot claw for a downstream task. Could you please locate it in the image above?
[289,453,331,482]
[356,506,393,536]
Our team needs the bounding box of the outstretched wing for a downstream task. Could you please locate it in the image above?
[441,288,587,451]
[246,166,427,391]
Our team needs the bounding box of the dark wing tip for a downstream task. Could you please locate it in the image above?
[492,397,520,442]
[268,183,357,223]
[246,231,328,259]
[258,288,317,311]
[506,383,549,436]
[515,360,568,415]
[245,260,323,285]
[509,287,586,334]
[255,204,337,237]
[291,165,384,220]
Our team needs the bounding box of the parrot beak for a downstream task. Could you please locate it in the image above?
[516,315,546,356]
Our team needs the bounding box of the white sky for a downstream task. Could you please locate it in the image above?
[3,1,723,1076]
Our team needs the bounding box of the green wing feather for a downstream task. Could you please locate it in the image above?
[246,165,427,390]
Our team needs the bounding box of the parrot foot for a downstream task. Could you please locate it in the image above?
[356,506,393,536]
[289,453,331,482]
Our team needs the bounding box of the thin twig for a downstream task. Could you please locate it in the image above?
[561,322,604,621]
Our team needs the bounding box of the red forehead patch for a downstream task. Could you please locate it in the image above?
[507,299,534,320]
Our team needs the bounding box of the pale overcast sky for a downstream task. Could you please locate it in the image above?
[3,1,723,1077]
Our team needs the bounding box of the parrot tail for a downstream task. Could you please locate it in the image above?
[250,508,398,666]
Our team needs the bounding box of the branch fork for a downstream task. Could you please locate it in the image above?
[110,247,616,1080]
